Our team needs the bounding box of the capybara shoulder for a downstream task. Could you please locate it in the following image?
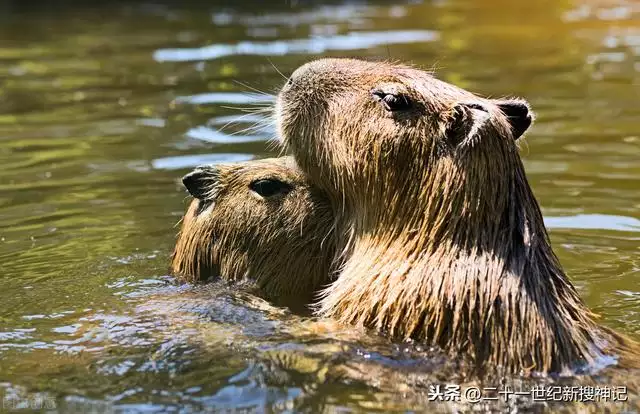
[171,157,335,309]
[276,58,639,375]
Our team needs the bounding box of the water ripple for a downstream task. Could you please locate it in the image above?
[174,92,274,105]
[154,30,439,62]
[186,127,268,144]
[151,153,254,170]
[212,3,409,27]
[545,214,640,232]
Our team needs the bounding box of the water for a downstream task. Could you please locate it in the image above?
[0,0,638,412]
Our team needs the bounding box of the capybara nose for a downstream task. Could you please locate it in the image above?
[182,169,208,199]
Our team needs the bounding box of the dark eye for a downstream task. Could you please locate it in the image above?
[371,90,411,111]
[249,179,293,198]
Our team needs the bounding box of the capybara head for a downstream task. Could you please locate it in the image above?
[276,58,637,375]
[276,58,532,225]
[171,157,335,309]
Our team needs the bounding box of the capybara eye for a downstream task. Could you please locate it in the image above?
[371,90,411,112]
[249,179,293,198]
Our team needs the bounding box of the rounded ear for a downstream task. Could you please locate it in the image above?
[447,102,490,148]
[494,99,534,140]
[182,166,220,200]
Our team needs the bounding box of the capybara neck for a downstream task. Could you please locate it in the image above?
[276,58,638,374]
[318,157,605,375]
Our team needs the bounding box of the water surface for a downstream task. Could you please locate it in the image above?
[0,0,639,412]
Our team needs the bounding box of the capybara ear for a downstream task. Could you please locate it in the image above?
[447,102,491,148]
[182,166,218,200]
[494,99,534,140]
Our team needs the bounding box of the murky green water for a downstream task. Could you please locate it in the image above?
[0,0,638,412]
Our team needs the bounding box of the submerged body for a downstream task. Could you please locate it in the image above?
[171,157,335,309]
[276,58,639,374]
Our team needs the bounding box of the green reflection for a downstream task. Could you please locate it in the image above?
[0,0,638,412]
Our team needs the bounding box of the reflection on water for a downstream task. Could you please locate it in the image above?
[152,153,254,170]
[184,127,267,144]
[0,0,639,412]
[154,30,440,62]
[173,92,275,105]
[545,214,640,232]
[211,3,411,27]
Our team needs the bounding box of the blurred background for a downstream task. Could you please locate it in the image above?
[0,0,638,411]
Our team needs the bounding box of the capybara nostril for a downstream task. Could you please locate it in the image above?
[182,169,208,200]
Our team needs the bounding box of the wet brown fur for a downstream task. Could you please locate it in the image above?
[171,157,336,309]
[275,58,639,374]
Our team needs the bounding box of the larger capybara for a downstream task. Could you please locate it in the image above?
[275,58,639,375]
[171,157,335,310]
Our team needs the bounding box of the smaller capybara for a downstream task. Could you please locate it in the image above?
[171,157,335,309]
[275,58,639,375]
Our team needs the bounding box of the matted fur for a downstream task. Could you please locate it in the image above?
[171,157,336,308]
[276,58,639,374]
